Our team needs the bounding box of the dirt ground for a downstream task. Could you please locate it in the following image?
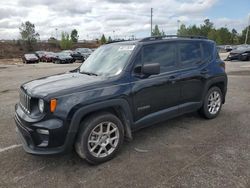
[0,54,250,188]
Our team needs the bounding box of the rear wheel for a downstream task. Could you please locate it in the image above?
[75,112,124,164]
[199,86,223,119]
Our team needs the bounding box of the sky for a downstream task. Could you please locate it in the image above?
[0,0,249,40]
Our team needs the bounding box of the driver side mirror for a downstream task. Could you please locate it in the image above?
[142,63,160,76]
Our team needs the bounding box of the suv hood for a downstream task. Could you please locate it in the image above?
[22,72,105,98]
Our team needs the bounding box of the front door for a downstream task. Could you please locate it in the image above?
[131,42,182,124]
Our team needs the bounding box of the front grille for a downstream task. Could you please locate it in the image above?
[19,89,31,114]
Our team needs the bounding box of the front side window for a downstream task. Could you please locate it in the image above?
[179,42,202,66]
[79,44,135,76]
[143,43,176,73]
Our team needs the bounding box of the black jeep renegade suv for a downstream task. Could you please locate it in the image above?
[15,36,227,164]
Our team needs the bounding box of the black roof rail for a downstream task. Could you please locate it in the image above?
[106,39,136,44]
[140,35,207,42]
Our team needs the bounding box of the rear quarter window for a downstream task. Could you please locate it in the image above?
[178,41,202,67]
[202,42,214,62]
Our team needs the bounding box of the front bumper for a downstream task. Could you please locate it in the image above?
[226,54,240,61]
[14,104,75,155]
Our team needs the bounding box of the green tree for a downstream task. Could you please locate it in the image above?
[208,29,218,41]
[239,26,250,44]
[60,32,72,50]
[71,29,78,43]
[200,19,214,37]
[177,24,188,35]
[178,24,202,36]
[100,34,107,44]
[177,19,243,45]
[19,21,39,50]
[217,27,231,44]
[152,25,165,36]
[207,28,231,44]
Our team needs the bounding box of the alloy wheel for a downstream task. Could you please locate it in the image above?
[207,91,221,115]
[87,121,119,158]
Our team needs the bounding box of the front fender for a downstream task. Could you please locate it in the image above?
[64,98,134,150]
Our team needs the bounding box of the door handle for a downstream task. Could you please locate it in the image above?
[168,76,176,81]
[200,69,209,74]
[168,75,178,83]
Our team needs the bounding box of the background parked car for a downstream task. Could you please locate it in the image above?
[54,52,74,64]
[77,48,92,60]
[224,45,233,52]
[40,52,56,62]
[61,50,73,55]
[34,51,46,61]
[225,46,250,61]
[22,54,39,64]
[71,50,84,61]
[71,48,92,62]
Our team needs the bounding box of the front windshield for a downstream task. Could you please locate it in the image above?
[79,44,135,77]
[26,54,36,58]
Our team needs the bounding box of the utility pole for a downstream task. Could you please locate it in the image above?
[245,15,250,44]
[151,8,153,36]
[55,28,58,40]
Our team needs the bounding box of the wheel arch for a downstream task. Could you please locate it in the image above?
[203,75,227,104]
[67,99,134,146]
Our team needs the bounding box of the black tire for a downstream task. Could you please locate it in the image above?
[75,112,124,164]
[199,86,223,119]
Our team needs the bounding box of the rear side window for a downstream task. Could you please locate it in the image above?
[179,42,202,66]
[143,43,176,73]
[202,42,214,62]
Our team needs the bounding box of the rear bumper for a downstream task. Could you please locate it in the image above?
[14,104,75,155]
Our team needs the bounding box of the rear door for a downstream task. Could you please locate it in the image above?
[177,40,213,112]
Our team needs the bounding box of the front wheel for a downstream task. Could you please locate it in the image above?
[75,112,124,164]
[199,86,223,119]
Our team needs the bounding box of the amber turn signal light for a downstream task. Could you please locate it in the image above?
[50,99,57,112]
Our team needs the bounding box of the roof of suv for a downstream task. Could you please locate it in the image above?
[108,35,214,46]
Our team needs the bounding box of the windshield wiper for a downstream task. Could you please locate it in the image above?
[79,71,98,76]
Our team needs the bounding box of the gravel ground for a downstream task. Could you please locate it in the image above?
[0,56,250,188]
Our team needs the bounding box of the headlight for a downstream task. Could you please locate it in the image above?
[38,99,44,113]
[242,53,248,56]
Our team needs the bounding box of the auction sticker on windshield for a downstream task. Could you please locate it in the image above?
[118,45,135,51]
